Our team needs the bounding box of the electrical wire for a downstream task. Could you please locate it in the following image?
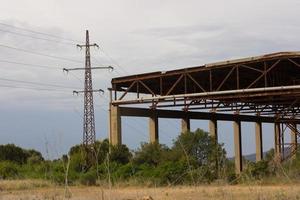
[0,83,71,93]
[0,59,61,70]
[99,47,129,75]
[0,77,81,90]
[0,22,128,77]
[0,28,75,46]
[0,43,82,64]
[0,22,81,43]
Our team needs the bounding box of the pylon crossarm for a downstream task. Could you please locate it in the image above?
[63,66,113,72]
[73,89,104,95]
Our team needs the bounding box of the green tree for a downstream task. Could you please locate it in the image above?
[0,144,29,164]
[133,142,169,166]
[172,129,227,179]
[110,144,132,164]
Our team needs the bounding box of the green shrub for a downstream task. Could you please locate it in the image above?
[110,144,132,164]
[0,161,19,179]
[79,170,97,185]
[114,163,136,180]
[134,142,169,166]
[69,152,85,173]
[242,160,270,181]
[153,161,188,185]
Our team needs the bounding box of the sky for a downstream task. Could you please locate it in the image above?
[0,0,299,159]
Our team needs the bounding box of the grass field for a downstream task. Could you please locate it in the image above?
[1,180,300,200]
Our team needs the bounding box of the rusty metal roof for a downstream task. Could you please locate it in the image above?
[112,51,300,84]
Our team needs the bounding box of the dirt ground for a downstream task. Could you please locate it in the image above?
[1,184,300,200]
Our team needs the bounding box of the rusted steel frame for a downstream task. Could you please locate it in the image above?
[112,90,300,106]
[184,72,187,94]
[288,58,300,68]
[160,77,163,96]
[188,106,266,112]
[112,85,300,105]
[281,123,285,158]
[138,80,156,96]
[165,74,184,95]
[111,54,296,85]
[264,62,267,87]
[137,81,140,98]
[208,90,300,101]
[118,81,137,100]
[184,102,261,111]
[216,66,236,91]
[119,106,300,123]
[111,64,233,84]
[259,104,271,113]
[113,83,117,101]
[246,60,281,89]
[276,99,299,120]
[186,99,198,111]
[186,73,206,92]
[239,64,264,73]
[236,65,240,89]
[236,98,300,105]
[150,99,163,109]
[209,70,213,91]
[286,123,300,137]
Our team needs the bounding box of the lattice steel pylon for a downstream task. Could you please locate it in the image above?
[77,30,98,146]
[63,30,113,147]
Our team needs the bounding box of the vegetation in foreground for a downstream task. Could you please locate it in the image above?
[0,129,299,187]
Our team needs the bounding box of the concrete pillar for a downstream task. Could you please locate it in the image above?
[181,117,190,134]
[274,122,281,159]
[255,121,263,162]
[233,120,242,174]
[209,119,218,143]
[291,123,298,159]
[149,113,159,143]
[110,105,122,145]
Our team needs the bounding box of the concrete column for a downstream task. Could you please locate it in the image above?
[233,120,242,174]
[255,121,263,162]
[110,105,122,145]
[291,123,298,159]
[209,119,218,143]
[181,117,190,134]
[274,122,281,159]
[149,113,159,143]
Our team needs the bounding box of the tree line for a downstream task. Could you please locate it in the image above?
[0,129,299,186]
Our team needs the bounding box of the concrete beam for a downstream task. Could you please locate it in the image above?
[181,117,190,134]
[233,120,242,174]
[255,121,263,162]
[209,119,218,143]
[149,112,159,143]
[119,107,300,123]
[110,105,122,145]
[274,122,282,159]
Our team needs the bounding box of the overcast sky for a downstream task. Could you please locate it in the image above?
[0,0,299,159]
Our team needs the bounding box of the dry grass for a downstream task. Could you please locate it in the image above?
[0,179,53,191]
[1,180,300,200]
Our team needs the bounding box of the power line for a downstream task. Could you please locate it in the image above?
[0,77,80,90]
[0,59,60,70]
[0,43,82,64]
[0,22,128,76]
[0,83,70,92]
[0,59,84,85]
[0,28,75,46]
[99,47,129,75]
[0,22,81,43]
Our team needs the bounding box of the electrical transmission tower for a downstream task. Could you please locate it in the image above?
[64,30,113,147]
